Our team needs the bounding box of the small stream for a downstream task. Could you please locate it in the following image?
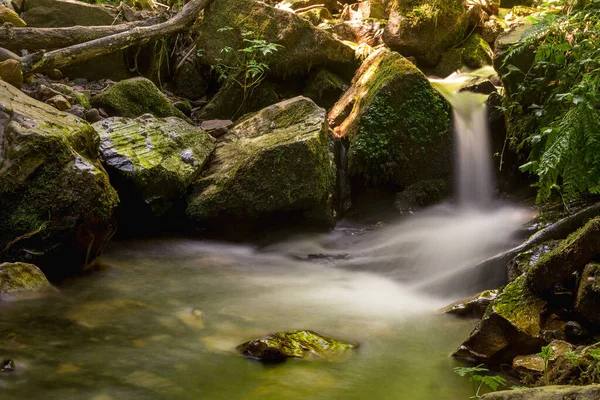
[0,203,529,400]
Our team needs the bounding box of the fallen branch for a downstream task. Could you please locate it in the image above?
[20,0,213,75]
[0,17,166,51]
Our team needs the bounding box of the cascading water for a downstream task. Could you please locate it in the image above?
[430,68,495,206]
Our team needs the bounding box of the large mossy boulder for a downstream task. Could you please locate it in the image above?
[481,385,600,400]
[0,80,118,279]
[434,33,494,77]
[195,0,357,79]
[186,96,336,227]
[236,330,357,363]
[328,48,451,186]
[0,262,51,294]
[453,275,546,363]
[383,0,469,67]
[91,78,186,119]
[93,115,215,218]
[507,240,561,281]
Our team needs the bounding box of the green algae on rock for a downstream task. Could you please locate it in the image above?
[90,77,186,119]
[186,96,336,226]
[0,262,51,294]
[329,48,451,186]
[93,115,215,217]
[236,330,357,363]
[195,0,356,79]
[383,0,469,67]
[453,275,546,363]
[0,80,118,279]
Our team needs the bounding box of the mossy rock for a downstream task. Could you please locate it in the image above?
[393,179,449,215]
[195,0,357,79]
[236,330,357,363]
[93,115,215,217]
[0,5,25,26]
[433,33,493,77]
[298,7,333,26]
[0,262,51,294]
[575,263,600,326]
[454,275,546,363]
[507,240,562,281]
[186,96,336,227]
[328,48,451,186]
[383,0,469,67]
[90,77,186,119]
[303,68,348,109]
[0,80,118,279]
[442,289,499,319]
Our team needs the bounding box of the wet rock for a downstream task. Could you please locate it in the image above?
[480,385,600,400]
[0,4,25,26]
[45,94,71,111]
[459,80,497,95]
[383,0,469,67]
[0,262,51,293]
[326,19,386,47]
[442,289,499,319]
[1,359,15,372]
[22,0,120,27]
[304,68,349,109]
[0,80,118,279]
[526,217,600,293]
[200,119,233,138]
[513,340,575,378]
[91,78,186,119]
[329,48,451,186]
[0,59,22,89]
[394,179,449,216]
[196,0,356,79]
[93,115,215,217]
[575,263,600,326]
[236,330,357,363]
[187,97,336,227]
[507,240,562,281]
[453,275,546,363]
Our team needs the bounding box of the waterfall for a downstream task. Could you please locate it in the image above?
[430,68,495,207]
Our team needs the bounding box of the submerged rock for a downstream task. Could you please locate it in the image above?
[383,0,469,67]
[195,0,356,79]
[187,96,336,227]
[236,330,357,363]
[442,289,498,319]
[91,78,186,119]
[453,275,546,363]
[93,115,215,217]
[480,385,600,400]
[0,262,51,294]
[328,48,451,186]
[0,80,118,278]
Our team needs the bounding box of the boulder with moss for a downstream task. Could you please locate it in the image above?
[93,115,215,218]
[91,78,186,119]
[0,80,118,279]
[328,48,451,186]
[237,330,357,363]
[0,262,51,294]
[298,7,333,26]
[304,68,348,109]
[507,240,562,281]
[186,96,336,227]
[0,4,25,26]
[195,0,357,79]
[383,0,469,67]
[433,33,493,77]
[453,275,546,363]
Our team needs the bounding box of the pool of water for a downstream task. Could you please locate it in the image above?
[0,205,530,400]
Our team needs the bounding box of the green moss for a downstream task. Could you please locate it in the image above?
[90,77,186,119]
[343,50,451,185]
[304,68,348,108]
[492,275,546,337]
[0,262,51,293]
[237,330,357,362]
[461,33,493,69]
